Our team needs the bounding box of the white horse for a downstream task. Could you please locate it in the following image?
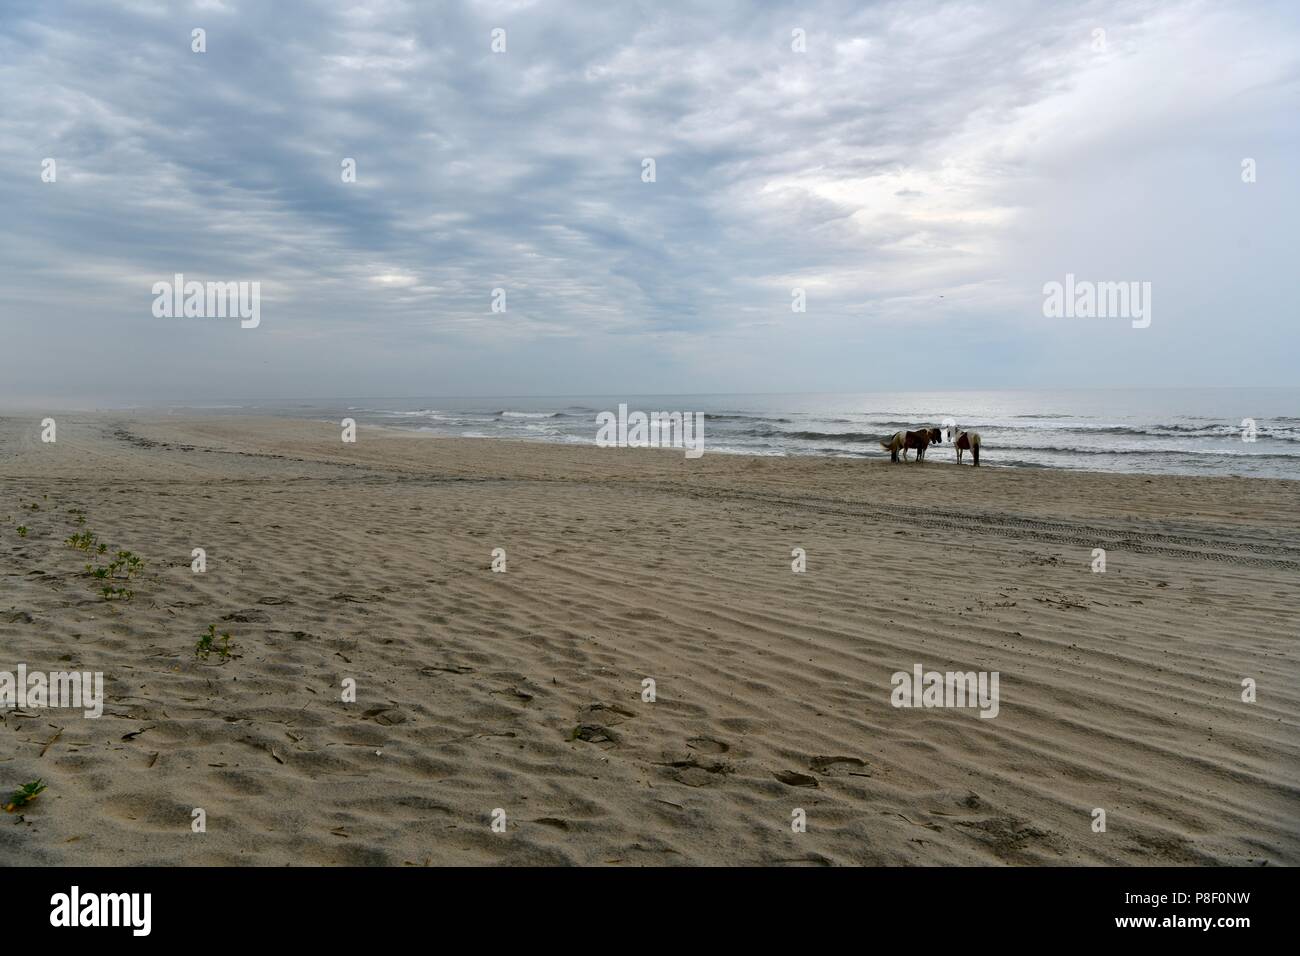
[951,427,981,466]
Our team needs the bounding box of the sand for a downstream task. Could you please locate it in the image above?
[1,412,1297,865]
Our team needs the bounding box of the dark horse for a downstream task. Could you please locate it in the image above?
[880,427,943,462]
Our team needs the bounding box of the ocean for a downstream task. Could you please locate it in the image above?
[166,388,1300,480]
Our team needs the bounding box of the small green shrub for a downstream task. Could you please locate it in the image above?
[3,779,46,813]
[195,624,234,661]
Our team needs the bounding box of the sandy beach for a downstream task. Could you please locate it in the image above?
[1,413,1297,866]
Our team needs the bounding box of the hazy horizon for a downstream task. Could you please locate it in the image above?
[3,384,1298,413]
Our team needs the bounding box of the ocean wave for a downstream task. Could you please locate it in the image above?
[762,430,888,443]
[986,458,1054,469]
[889,421,1300,442]
[975,443,1300,460]
[744,426,945,443]
[704,413,793,423]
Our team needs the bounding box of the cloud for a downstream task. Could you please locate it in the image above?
[0,0,1296,401]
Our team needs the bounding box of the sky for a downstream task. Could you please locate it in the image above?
[0,0,1297,405]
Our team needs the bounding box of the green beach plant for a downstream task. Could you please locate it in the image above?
[196,624,234,661]
[4,779,46,813]
[65,531,96,551]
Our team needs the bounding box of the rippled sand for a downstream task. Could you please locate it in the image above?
[1,413,1296,865]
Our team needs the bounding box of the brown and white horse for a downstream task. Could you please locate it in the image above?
[880,427,943,462]
[953,429,981,465]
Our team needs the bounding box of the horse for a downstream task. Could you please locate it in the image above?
[880,431,906,462]
[953,430,981,465]
[906,427,942,461]
[880,427,942,462]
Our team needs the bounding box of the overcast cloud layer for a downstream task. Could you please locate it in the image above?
[1,0,1297,404]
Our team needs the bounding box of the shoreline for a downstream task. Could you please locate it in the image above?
[4,408,1298,485]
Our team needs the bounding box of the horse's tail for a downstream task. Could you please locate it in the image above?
[879,431,900,451]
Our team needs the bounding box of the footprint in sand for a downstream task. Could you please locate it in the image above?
[655,751,734,787]
[686,735,729,754]
[491,685,535,702]
[809,755,870,777]
[577,701,636,725]
[571,724,619,745]
[222,609,270,623]
[361,706,407,726]
[773,769,819,788]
